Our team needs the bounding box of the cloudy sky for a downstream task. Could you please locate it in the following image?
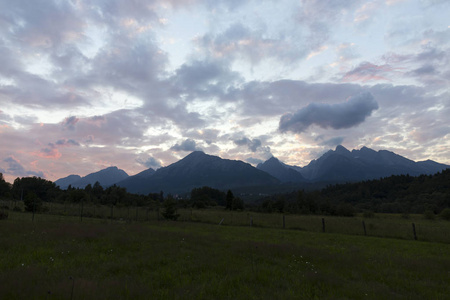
[0,0,449,183]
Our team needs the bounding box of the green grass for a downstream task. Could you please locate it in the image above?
[1,213,449,299]
[2,198,450,243]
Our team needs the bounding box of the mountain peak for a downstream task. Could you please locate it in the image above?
[257,156,305,183]
[187,150,206,157]
[335,145,350,154]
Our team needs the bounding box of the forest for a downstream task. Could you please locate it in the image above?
[1,169,449,219]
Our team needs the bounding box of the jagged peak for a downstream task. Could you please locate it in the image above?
[335,145,350,153]
[267,156,280,162]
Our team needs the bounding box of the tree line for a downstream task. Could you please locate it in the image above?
[251,169,450,217]
[1,169,449,219]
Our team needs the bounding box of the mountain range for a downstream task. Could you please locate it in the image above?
[55,146,449,195]
[55,166,129,189]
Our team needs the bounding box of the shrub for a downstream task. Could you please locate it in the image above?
[24,192,43,212]
[439,208,450,221]
[161,197,180,221]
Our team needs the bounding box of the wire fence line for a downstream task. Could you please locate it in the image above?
[1,199,449,244]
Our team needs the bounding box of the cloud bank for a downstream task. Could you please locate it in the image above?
[279,92,379,133]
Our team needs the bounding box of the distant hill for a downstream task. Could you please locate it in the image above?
[117,151,279,195]
[114,168,156,194]
[257,157,306,183]
[55,147,449,195]
[55,166,129,189]
[298,145,449,182]
[54,175,81,190]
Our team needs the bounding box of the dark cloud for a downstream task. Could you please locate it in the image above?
[136,156,162,169]
[56,139,80,147]
[3,156,44,177]
[170,139,201,152]
[174,59,239,91]
[410,65,436,76]
[231,80,364,117]
[279,92,378,133]
[62,116,79,131]
[233,137,262,152]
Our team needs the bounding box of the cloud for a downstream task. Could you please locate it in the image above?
[279,92,379,133]
[62,116,79,130]
[170,139,201,152]
[318,136,345,147]
[196,23,303,65]
[245,157,263,165]
[34,144,62,159]
[136,156,162,169]
[233,137,262,152]
[3,156,44,178]
[342,62,395,82]
[56,139,80,147]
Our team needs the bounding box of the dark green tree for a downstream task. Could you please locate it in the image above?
[161,196,179,220]
[24,192,42,212]
[0,173,11,198]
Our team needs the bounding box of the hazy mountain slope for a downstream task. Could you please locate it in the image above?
[54,175,81,189]
[56,167,129,189]
[299,145,449,182]
[118,151,280,194]
[257,157,306,183]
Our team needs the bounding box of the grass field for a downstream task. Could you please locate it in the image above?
[1,209,449,299]
[2,199,450,243]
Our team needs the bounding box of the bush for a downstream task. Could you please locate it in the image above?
[24,192,43,212]
[161,197,180,221]
[439,208,450,221]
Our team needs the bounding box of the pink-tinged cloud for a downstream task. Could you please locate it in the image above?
[2,156,44,178]
[342,62,396,82]
[31,145,62,159]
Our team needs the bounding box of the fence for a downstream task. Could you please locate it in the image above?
[1,199,449,243]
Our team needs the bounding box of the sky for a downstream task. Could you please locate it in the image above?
[0,0,449,183]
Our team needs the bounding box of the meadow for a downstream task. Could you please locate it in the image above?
[1,203,450,299]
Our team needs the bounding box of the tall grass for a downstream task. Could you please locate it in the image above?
[1,199,450,243]
[0,217,449,299]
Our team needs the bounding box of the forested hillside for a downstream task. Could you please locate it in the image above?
[253,169,450,216]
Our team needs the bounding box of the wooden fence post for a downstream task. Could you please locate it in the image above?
[322,218,325,233]
[412,223,417,240]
